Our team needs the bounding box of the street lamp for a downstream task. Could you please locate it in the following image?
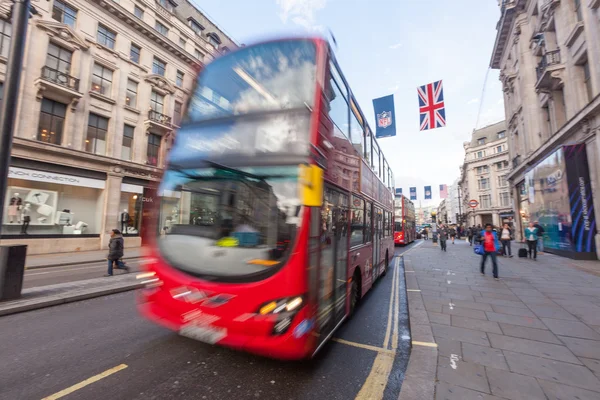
[0,0,35,301]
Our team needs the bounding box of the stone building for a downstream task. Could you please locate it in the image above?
[0,0,235,254]
[459,121,513,227]
[446,178,461,224]
[491,0,599,259]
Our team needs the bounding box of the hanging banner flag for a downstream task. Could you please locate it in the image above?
[373,94,397,138]
[440,184,448,199]
[395,188,402,196]
[425,186,432,200]
[418,80,446,131]
[409,187,417,200]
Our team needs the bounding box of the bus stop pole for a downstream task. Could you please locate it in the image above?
[0,0,31,228]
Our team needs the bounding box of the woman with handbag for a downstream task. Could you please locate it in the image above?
[500,223,513,258]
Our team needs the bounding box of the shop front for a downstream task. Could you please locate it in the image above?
[1,164,106,254]
[518,144,597,260]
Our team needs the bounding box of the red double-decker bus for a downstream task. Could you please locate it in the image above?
[137,37,396,360]
[394,195,416,245]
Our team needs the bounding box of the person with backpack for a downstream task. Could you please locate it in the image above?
[105,229,130,276]
[438,224,448,252]
[480,223,500,279]
[524,222,539,261]
[467,226,474,246]
[534,221,545,253]
[449,226,456,244]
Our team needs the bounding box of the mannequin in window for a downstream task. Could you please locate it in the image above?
[8,193,22,223]
[120,209,130,234]
[20,203,31,234]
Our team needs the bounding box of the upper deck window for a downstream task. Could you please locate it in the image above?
[187,40,317,123]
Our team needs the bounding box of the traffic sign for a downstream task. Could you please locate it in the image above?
[468,199,479,208]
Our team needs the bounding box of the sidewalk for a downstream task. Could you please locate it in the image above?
[0,273,144,316]
[399,240,600,400]
[25,247,145,269]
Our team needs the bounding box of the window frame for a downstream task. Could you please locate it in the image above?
[46,42,73,74]
[152,56,166,76]
[91,63,113,96]
[125,79,138,108]
[97,24,116,49]
[130,43,141,64]
[173,100,183,126]
[147,133,161,166]
[176,70,184,87]
[122,124,134,160]
[52,0,77,28]
[583,61,593,101]
[0,19,10,59]
[86,113,109,155]
[38,98,67,145]
[150,90,164,114]
[133,5,144,19]
[155,21,169,36]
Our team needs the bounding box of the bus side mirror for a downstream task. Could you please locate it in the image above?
[299,164,323,207]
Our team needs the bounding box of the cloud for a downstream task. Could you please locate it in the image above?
[276,0,327,31]
[388,85,399,92]
[389,42,402,49]
[467,98,479,105]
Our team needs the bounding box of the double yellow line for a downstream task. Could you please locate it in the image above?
[355,256,401,400]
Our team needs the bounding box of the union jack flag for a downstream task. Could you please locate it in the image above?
[418,80,446,131]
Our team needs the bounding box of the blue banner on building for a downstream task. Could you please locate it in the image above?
[425,186,432,200]
[373,94,397,139]
[409,187,416,201]
[395,188,402,196]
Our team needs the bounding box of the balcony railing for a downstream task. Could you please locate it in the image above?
[536,50,561,81]
[148,110,172,126]
[41,66,80,92]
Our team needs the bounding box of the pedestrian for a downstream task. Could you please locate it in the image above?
[105,229,130,276]
[524,222,539,261]
[480,223,500,279]
[534,221,545,253]
[423,227,428,240]
[449,226,456,244]
[438,224,448,251]
[500,223,513,258]
[467,226,474,246]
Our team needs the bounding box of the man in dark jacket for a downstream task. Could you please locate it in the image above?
[467,226,474,246]
[438,224,449,252]
[534,221,545,253]
[105,229,129,276]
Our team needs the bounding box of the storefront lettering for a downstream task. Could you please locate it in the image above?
[123,169,161,180]
[579,177,590,231]
[9,169,81,184]
[142,197,154,203]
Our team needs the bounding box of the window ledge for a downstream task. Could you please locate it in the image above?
[589,0,600,9]
[89,90,116,104]
[124,105,141,114]
[565,22,584,48]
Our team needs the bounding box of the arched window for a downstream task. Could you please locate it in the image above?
[207,32,221,48]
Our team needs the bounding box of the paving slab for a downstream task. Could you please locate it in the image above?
[490,305,536,318]
[526,304,579,320]
[437,356,490,393]
[541,318,600,340]
[487,333,581,364]
[485,312,546,329]
[498,323,562,344]
[451,316,503,334]
[537,379,600,400]
[486,367,547,400]
[442,305,487,320]
[503,351,600,392]
[427,311,450,325]
[434,382,503,400]
[462,343,509,371]
[557,336,600,360]
[431,323,490,347]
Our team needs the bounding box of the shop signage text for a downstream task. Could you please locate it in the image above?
[8,167,105,189]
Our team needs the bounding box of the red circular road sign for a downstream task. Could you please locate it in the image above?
[468,199,479,208]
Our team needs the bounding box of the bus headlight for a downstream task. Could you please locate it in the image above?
[257,296,305,336]
[258,296,304,315]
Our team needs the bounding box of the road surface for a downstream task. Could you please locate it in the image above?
[1,243,421,400]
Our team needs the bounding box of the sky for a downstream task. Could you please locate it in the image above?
[191,0,506,207]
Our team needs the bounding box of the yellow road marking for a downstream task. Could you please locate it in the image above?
[332,338,395,355]
[391,257,401,351]
[382,260,397,350]
[355,256,400,400]
[42,364,128,400]
[412,341,438,348]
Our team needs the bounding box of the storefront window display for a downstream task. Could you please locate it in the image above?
[119,183,143,235]
[2,167,105,236]
[522,145,597,258]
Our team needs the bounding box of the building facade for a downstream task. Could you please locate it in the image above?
[0,0,235,254]
[459,121,514,227]
[446,178,461,224]
[437,199,448,224]
[491,0,600,259]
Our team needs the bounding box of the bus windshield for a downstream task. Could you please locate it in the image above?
[156,165,302,282]
[187,40,317,123]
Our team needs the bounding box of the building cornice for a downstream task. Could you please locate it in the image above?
[95,0,202,68]
[490,1,525,69]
